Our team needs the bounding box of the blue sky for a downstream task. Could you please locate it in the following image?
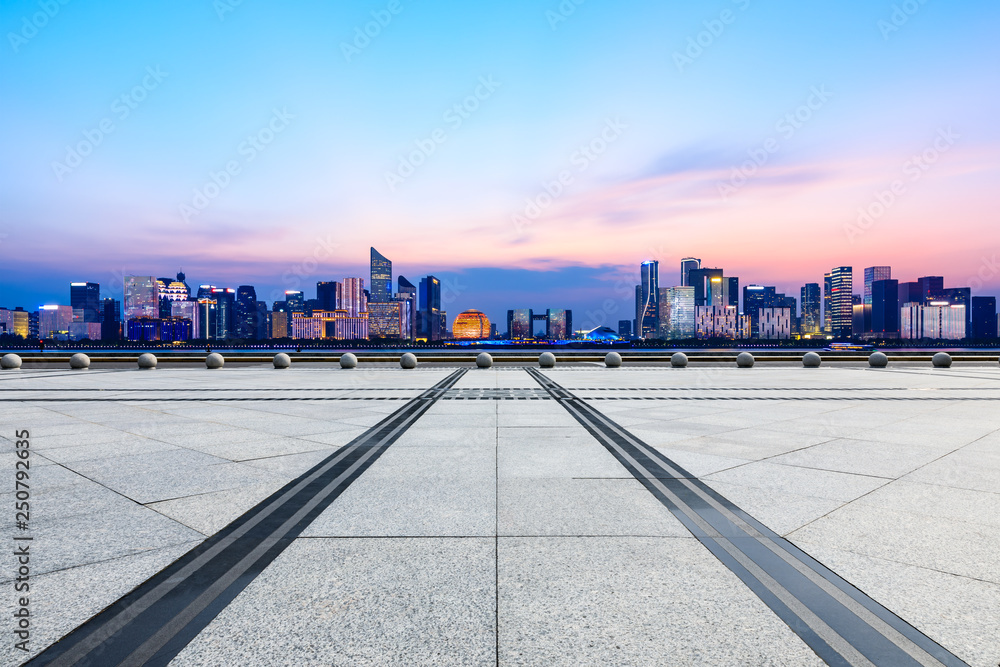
[2,0,999,327]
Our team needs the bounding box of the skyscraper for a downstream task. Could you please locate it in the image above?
[235,286,258,340]
[687,268,724,307]
[917,276,944,302]
[418,276,441,340]
[285,290,305,312]
[871,279,900,337]
[100,298,121,341]
[317,281,340,311]
[823,272,833,334]
[680,257,701,287]
[662,286,695,339]
[638,260,659,338]
[829,266,853,339]
[341,279,367,318]
[971,297,998,339]
[124,276,159,321]
[863,266,891,332]
[70,282,100,323]
[743,285,775,338]
[507,309,532,339]
[210,288,236,339]
[801,283,821,335]
[397,276,417,341]
[370,247,392,303]
[546,309,571,340]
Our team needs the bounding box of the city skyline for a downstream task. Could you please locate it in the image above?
[2,1,999,319]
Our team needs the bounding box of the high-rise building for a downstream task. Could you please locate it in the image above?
[897,281,921,308]
[758,308,792,339]
[198,299,218,339]
[637,260,659,338]
[696,305,740,339]
[419,276,442,340]
[339,279,365,318]
[863,266,891,333]
[156,278,189,302]
[660,286,695,340]
[829,267,853,339]
[368,301,404,338]
[871,279,900,337]
[743,285,774,338]
[917,276,944,302]
[902,302,966,339]
[38,305,73,339]
[100,299,121,341]
[270,301,289,339]
[823,272,833,333]
[617,320,632,338]
[688,268,724,308]
[370,247,392,303]
[317,281,340,311]
[507,309,533,339]
[256,301,269,339]
[971,297,998,339]
[285,290,305,313]
[801,283,821,335]
[396,276,417,341]
[210,288,236,339]
[680,258,701,287]
[546,309,572,340]
[235,286,258,340]
[935,287,972,338]
[171,300,199,338]
[124,276,159,321]
[70,282,100,323]
[0,307,30,339]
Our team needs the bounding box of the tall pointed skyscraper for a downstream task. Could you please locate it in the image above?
[370,247,392,303]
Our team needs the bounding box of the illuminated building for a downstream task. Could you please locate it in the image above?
[285,290,305,313]
[863,266,891,332]
[582,326,621,341]
[696,305,739,340]
[637,260,659,338]
[270,308,289,339]
[453,310,491,339]
[369,301,404,338]
[823,272,832,333]
[680,257,701,287]
[156,279,190,302]
[397,276,417,341]
[688,268,724,307]
[124,276,159,321]
[197,299,217,340]
[38,305,73,339]
[0,308,30,338]
[101,299,121,341]
[901,302,966,340]
[758,308,792,339]
[829,266,853,339]
[126,317,160,342]
[317,281,340,311]
[546,309,571,340]
[418,276,442,340]
[800,283,821,335]
[159,317,192,342]
[290,311,369,340]
[235,286,258,340]
[871,279,899,337]
[659,286,695,340]
[210,288,235,339]
[370,247,392,303]
[617,320,632,338]
[70,282,100,324]
[507,309,532,339]
[171,301,199,338]
[341,279,366,317]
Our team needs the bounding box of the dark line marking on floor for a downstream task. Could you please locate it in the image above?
[25,369,468,667]
[526,367,968,667]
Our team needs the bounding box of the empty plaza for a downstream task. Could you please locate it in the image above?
[2,359,999,666]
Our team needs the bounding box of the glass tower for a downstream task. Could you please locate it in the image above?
[370,247,392,303]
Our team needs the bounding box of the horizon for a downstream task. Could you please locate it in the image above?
[2,1,999,331]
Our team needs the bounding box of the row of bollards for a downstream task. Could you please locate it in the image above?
[0,351,989,371]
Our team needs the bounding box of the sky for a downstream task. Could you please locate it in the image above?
[1,0,999,330]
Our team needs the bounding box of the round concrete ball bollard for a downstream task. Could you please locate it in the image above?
[137,353,157,369]
[869,351,888,368]
[736,352,755,368]
[671,352,688,368]
[205,352,225,369]
[932,352,952,368]
[70,353,90,370]
[273,353,291,369]
[604,351,622,368]
[538,352,556,368]
[476,352,493,368]
[340,352,358,369]
[802,352,822,368]
[1,354,22,370]
[400,353,418,369]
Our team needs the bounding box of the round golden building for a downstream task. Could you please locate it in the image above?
[452,309,491,339]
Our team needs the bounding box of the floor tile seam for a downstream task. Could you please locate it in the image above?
[781,477,899,537]
[761,461,897,482]
[893,429,999,487]
[0,538,207,585]
[786,539,1000,588]
[817,496,1000,532]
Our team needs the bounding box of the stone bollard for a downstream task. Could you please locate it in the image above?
[538,352,556,368]
[70,353,90,370]
[868,352,888,368]
[736,352,755,368]
[932,352,952,368]
[1,354,22,370]
[671,352,688,368]
[802,352,822,368]
[206,352,225,369]
[604,352,622,368]
[400,353,418,369]
[137,353,157,370]
[339,353,358,369]
[476,352,493,368]
[273,353,291,369]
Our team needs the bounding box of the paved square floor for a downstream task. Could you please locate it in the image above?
[1,363,998,666]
